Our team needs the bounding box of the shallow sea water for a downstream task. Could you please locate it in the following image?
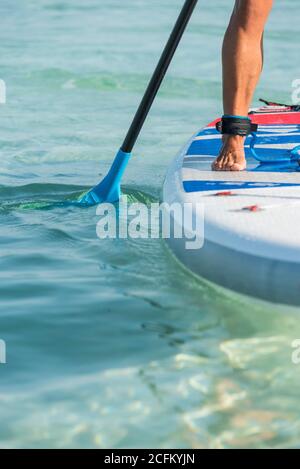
[1,0,300,449]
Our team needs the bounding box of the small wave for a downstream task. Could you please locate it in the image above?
[26,68,221,99]
[0,183,88,212]
[0,183,155,212]
[43,2,98,12]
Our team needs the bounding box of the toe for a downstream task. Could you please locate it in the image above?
[212,157,223,171]
[230,161,246,171]
[222,153,234,171]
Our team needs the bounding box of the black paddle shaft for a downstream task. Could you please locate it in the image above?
[121,0,198,154]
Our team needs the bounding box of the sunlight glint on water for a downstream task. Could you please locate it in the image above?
[0,0,300,449]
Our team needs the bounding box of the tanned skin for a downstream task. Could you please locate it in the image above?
[212,0,274,171]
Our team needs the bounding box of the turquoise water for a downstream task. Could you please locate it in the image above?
[1,0,300,449]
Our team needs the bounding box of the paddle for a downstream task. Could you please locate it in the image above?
[79,0,198,206]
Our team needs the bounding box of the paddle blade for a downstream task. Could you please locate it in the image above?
[78,149,131,206]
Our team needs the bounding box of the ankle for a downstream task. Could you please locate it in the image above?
[222,134,245,147]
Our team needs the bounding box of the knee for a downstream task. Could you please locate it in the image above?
[231,0,273,34]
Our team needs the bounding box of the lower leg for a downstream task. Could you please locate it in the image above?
[213,0,273,171]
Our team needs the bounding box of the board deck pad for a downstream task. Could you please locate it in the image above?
[163,105,300,306]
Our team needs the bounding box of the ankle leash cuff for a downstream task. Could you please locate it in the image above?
[216,115,258,137]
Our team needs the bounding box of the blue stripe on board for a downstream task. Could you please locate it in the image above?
[183,180,300,193]
[196,129,219,137]
[187,139,222,156]
[186,135,300,159]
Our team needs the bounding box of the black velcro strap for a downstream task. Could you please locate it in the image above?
[216,116,258,136]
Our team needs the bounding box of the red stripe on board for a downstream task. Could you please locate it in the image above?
[208,112,300,128]
[251,112,300,125]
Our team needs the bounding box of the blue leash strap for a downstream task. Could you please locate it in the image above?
[249,132,300,164]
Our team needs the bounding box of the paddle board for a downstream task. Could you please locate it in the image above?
[163,104,300,306]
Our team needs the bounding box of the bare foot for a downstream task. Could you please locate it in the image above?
[212,134,246,171]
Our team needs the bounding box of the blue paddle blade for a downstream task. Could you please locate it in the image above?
[78,149,131,206]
